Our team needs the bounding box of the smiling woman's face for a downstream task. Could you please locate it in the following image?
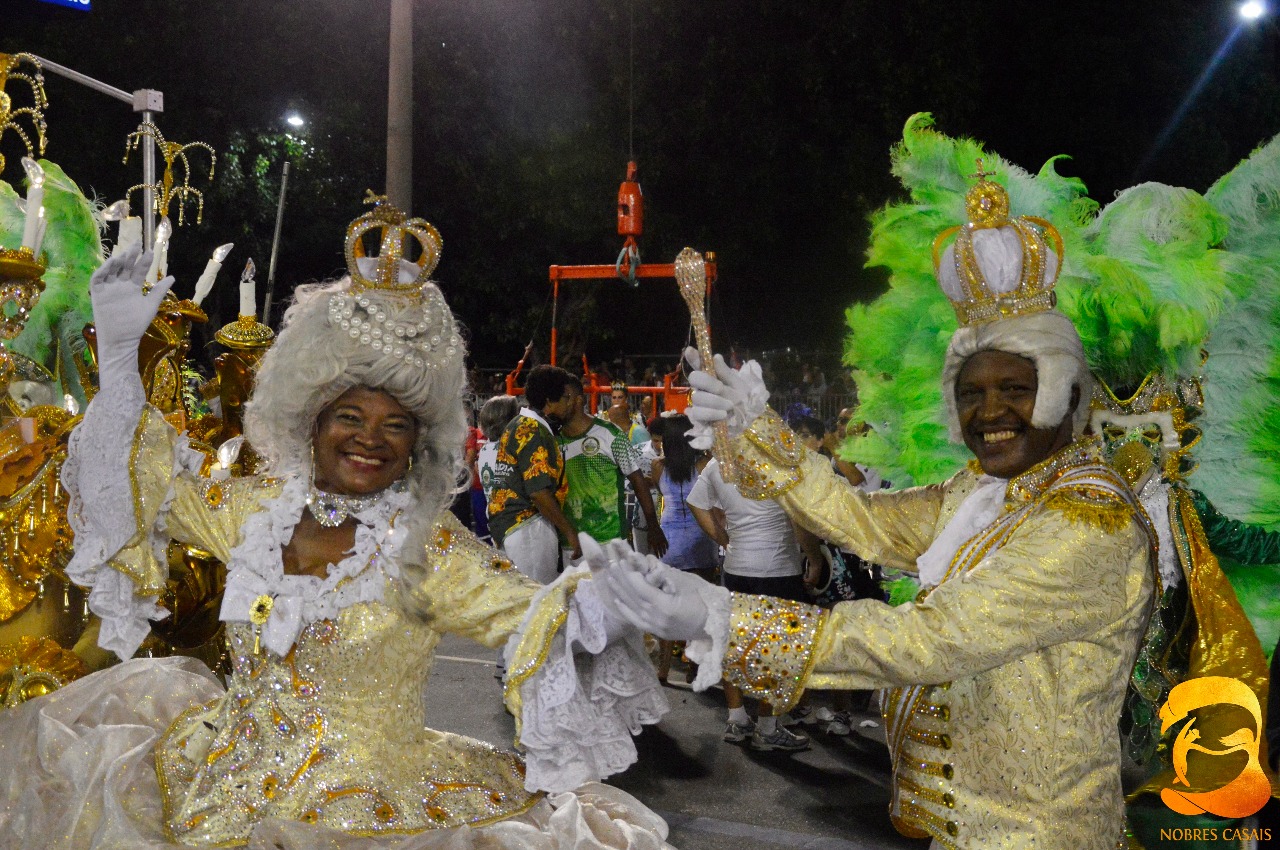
[312,386,418,496]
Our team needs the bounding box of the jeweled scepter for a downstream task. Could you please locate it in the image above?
[674,246,736,482]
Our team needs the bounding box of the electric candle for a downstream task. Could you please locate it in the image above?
[145,219,172,286]
[19,158,44,250]
[239,258,257,318]
[192,243,234,307]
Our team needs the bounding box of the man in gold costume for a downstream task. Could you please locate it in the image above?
[590,175,1158,848]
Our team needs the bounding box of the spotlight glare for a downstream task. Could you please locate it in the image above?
[1241,1,1267,21]
[285,113,305,128]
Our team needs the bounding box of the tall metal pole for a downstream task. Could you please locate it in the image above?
[386,0,413,213]
[261,161,291,326]
[30,55,162,248]
[141,110,156,248]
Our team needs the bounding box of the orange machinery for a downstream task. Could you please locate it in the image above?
[504,160,716,416]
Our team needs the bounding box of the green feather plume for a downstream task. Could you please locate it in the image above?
[0,160,102,404]
[1194,136,1280,530]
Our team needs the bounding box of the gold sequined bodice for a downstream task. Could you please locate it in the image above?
[157,591,537,846]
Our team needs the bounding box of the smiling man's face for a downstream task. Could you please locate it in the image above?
[955,350,1074,479]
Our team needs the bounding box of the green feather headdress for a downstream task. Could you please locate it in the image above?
[847,113,1271,509]
[848,114,1280,648]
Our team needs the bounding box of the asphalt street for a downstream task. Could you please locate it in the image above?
[424,634,930,850]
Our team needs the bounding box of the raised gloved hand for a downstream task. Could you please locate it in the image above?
[683,347,769,451]
[583,535,710,642]
[88,243,175,391]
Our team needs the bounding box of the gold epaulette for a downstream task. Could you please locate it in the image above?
[1042,486,1135,535]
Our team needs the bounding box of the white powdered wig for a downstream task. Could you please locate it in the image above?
[244,277,470,615]
[941,309,1093,443]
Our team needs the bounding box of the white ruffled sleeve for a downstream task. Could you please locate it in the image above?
[62,381,205,660]
[504,568,670,793]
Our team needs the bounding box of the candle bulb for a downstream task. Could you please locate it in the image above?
[115,217,142,255]
[239,258,258,318]
[157,234,171,280]
[145,218,172,287]
[192,243,234,307]
[102,201,133,256]
[20,158,44,251]
[211,435,244,479]
[32,207,47,256]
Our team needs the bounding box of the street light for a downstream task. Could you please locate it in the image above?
[1240,1,1267,21]
[285,113,305,128]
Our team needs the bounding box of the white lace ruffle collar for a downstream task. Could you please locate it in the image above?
[218,474,412,656]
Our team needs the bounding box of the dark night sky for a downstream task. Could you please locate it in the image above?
[5,0,1280,371]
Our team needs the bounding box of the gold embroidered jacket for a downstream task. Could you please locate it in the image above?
[723,409,1154,849]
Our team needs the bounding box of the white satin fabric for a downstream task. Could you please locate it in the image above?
[914,474,1007,587]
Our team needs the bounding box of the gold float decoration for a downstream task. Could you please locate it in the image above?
[123,121,216,225]
[0,53,48,176]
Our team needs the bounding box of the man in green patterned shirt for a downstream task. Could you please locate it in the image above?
[559,378,667,557]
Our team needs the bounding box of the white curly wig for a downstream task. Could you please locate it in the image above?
[940,309,1093,443]
[244,276,469,606]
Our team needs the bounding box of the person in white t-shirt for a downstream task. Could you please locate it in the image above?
[686,458,811,752]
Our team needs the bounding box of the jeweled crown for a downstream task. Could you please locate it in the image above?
[328,194,461,370]
[932,160,1064,327]
[344,191,443,294]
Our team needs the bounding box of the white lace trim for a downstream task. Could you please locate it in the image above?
[63,382,205,659]
[681,580,733,691]
[218,475,412,656]
[510,568,670,793]
[63,379,146,588]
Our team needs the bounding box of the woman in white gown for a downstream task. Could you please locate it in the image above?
[0,202,671,849]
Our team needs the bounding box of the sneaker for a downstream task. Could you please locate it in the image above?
[723,720,756,743]
[750,726,810,752]
[812,706,837,725]
[821,710,853,736]
[783,706,813,726]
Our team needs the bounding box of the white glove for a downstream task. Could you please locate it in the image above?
[682,347,769,450]
[88,243,175,391]
[584,535,710,642]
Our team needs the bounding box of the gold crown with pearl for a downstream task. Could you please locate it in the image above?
[329,194,461,370]
[344,191,443,294]
[932,160,1064,327]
